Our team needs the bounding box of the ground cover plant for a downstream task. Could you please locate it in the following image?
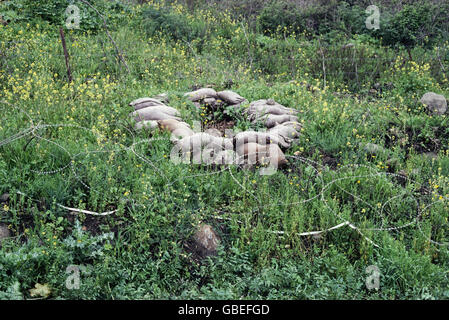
[0,0,448,299]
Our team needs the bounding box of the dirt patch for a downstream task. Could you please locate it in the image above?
[385,123,442,156]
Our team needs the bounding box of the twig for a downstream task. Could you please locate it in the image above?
[59,28,73,83]
[436,46,447,78]
[241,21,253,71]
[57,204,117,216]
[79,0,130,73]
[318,39,326,89]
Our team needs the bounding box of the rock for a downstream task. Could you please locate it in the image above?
[193,224,220,257]
[0,224,11,242]
[385,157,400,169]
[0,193,9,202]
[217,90,246,105]
[184,88,217,102]
[342,43,355,49]
[423,152,438,160]
[420,92,447,115]
[363,143,385,155]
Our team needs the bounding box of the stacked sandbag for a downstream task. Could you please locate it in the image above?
[243,98,302,146]
[173,132,234,165]
[217,90,248,108]
[129,96,182,131]
[157,119,195,142]
[246,99,299,127]
[129,92,302,172]
[184,88,247,111]
[234,131,290,149]
[268,122,302,146]
[235,142,288,169]
[231,98,302,168]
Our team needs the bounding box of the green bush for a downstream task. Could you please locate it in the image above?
[0,0,110,31]
[142,5,206,43]
[379,3,449,49]
[257,1,301,35]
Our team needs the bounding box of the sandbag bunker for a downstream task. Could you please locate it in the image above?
[129,88,302,170]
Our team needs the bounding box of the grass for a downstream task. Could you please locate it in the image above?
[0,0,448,299]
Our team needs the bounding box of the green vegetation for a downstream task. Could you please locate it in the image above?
[0,0,448,299]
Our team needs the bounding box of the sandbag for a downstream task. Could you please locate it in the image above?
[175,133,232,153]
[247,99,298,118]
[133,100,169,111]
[157,119,194,142]
[217,90,246,105]
[234,131,290,148]
[129,97,165,107]
[135,105,180,117]
[170,127,195,142]
[213,149,237,165]
[236,142,287,168]
[131,108,181,122]
[254,114,299,128]
[158,119,191,131]
[173,133,232,164]
[279,121,302,130]
[184,88,217,102]
[268,124,300,140]
[134,120,158,131]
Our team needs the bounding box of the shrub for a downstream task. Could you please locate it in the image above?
[142,5,207,43]
[379,2,449,50]
[0,0,109,31]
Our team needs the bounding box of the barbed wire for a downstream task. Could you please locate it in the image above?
[1,99,447,249]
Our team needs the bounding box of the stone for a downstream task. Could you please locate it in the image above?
[363,143,384,155]
[423,152,438,160]
[193,224,220,257]
[0,193,9,202]
[420,92,447,115]
[0,224,11,242]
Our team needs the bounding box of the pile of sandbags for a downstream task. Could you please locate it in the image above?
[243,99,302,148]
[129,92,303,171]
[184,88,247,111]
[129,96,183,131]
[172,131,234,165]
